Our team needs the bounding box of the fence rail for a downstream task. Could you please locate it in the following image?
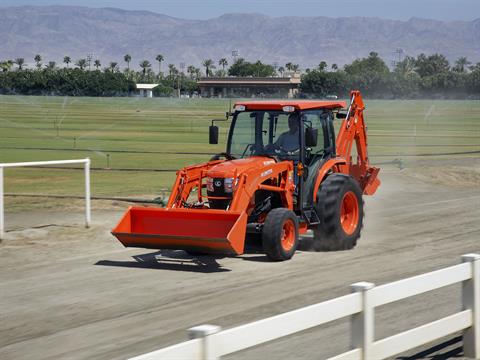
[130,253,480,360]
[0,158,91,239]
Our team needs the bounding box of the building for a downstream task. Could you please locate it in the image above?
[197,74,301,98]
[136,83,159,98]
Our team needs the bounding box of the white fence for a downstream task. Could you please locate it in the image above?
[130,253,480,360]
[0,158,91,239]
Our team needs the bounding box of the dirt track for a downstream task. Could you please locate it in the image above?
[1,164,480,360]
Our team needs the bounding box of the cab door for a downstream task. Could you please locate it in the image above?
[300,110,333,208]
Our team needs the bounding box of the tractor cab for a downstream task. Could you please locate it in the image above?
[209,100,346,211]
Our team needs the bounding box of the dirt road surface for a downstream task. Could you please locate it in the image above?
[1,164,479,360]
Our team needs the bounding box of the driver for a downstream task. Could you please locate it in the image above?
[274,113,300,152]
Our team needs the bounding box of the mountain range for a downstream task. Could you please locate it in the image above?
[1,5,479,70]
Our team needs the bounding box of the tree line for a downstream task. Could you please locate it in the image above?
[0,52,479,98]
[301,52,480,98]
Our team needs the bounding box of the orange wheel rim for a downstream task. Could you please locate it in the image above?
[340,191,359,235]
[281,219,295,252]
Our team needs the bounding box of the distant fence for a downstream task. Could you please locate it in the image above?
[0,158,91,239]
[130,254,480,360]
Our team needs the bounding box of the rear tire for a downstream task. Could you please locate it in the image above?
[262,208,299,261]
[313,174,364,251]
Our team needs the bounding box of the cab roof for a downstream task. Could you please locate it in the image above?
[234,100,347,111]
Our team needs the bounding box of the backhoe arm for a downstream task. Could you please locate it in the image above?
[335,90,380,195]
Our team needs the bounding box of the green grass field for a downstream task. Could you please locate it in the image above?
[0,95,479,208]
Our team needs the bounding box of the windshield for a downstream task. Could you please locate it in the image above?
[227,110,331,159]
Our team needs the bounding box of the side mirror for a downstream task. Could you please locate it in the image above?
[336,112,347,119]
[209,125,219,144]
[305,127,318,147]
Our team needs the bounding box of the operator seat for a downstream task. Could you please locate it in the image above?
[302,157,326,208]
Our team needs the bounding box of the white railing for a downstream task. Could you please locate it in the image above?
[0,158,91,239]
[130,253,480,360]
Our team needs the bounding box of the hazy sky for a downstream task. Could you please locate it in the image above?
[1,0,479,21]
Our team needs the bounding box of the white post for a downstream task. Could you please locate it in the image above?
[351,282,375,360]
[85,158,91,228]
[0,166,4,240]
[188,324,221,360]
[462,253,480,358]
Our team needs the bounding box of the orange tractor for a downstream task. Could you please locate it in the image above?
[112,90,380,261]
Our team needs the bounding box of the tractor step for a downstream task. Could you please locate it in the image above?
[302,208,320,226]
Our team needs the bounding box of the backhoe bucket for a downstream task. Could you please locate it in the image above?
[111,207,248,255]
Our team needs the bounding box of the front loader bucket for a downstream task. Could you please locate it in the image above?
[111,207,248,255]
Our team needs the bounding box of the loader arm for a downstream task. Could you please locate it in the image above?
[166,160,223,208]
[167,158,294,212]
[335,90,380,195]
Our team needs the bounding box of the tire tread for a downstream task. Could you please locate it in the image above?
[313,174,364,251]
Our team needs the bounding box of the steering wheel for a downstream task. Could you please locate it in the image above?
[241,143,257,158]
[209,152,236,161]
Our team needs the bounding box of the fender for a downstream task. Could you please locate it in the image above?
[312,158,347,202]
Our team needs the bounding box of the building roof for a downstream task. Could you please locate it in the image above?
[136,83,159,90]
[198,76,300,86]
[234,100,347,111]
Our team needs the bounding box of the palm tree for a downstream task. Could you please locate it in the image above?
[194,67,202,80]
[202,59,215,77]
[278,66,285,76]
[318,61,327,71]
[155,54,164,74]
[291,64,300,72]
[331,63,338,71]
[187,65,196,79]
[168,63,178,76]
[63,56,71,68]
[124,54,131,71]
[285,62,293,71]
[46,61,56,70]
[454,57,471,73]
[76,58,87,70]
[34,54,42,69]
[94,59,101,70]
[218,58,228,77]
[139,60,151,76]
[219,58,228,70]
[109,62,118,72]
[15,58,25,70]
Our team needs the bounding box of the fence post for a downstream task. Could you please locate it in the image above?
[84,158,91,228]
[0,166,4,240]
[188,324,221,360]
[462,253,480,358]
[351,282,375,360]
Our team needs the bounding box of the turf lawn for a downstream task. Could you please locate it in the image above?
[0,95,479,209]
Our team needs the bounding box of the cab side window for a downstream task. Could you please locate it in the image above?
[302,110,328,156]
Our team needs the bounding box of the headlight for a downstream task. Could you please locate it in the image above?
[206,177,214,192]
[224,177,238,193]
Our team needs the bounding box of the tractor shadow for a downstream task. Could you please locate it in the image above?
[96,235,321,270]
[95,250,231,273]
[298,235,318,252]
[238,235,320,262]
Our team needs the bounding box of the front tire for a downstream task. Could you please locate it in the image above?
[313,174,364,251]
[262,208,299,261]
